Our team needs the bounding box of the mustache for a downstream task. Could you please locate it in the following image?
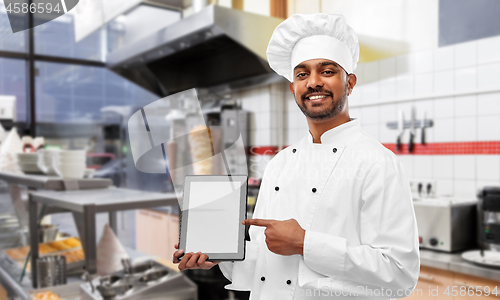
[300,88,333,101]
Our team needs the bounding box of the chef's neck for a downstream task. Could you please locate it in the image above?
[307,113,351,144]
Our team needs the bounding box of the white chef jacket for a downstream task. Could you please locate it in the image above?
[219,118,420,299]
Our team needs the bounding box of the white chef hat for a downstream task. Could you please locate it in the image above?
[266,13,359,82]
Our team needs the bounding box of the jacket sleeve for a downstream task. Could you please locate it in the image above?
[302,155,420,295]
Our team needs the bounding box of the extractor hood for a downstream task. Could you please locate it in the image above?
[106,4,284,96]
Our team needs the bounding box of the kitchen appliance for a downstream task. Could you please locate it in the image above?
[477,186,500,251]
[414,197,477,252]
[80,260,197,300]
[36,255,67,288]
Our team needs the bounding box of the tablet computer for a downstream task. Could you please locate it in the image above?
[179,175,248,261]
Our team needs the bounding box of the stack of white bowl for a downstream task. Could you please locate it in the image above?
[53,150,87,179]
[37,149,59,176]
[17,153,44,174]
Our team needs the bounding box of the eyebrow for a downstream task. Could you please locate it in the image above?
[293,61,340,71]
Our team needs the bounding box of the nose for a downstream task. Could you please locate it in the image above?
[306,71,323,89]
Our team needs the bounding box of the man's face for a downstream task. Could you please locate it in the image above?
[289,59,356,121]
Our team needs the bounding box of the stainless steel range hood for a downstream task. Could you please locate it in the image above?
[106,4,284,96]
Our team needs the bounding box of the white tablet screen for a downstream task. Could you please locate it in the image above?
[184,180,244,254]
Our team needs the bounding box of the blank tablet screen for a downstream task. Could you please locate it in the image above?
[180,175,247,261]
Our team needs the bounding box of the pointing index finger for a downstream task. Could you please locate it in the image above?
[242,219,273,227]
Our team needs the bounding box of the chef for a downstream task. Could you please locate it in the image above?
[173,13,420,299]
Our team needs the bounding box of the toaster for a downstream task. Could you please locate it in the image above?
[413,197,477,252]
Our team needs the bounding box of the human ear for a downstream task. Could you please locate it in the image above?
[347,73,357,95]
[289,82,295,95]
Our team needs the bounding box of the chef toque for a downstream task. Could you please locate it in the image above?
[266,13,359,82]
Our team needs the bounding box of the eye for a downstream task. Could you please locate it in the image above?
[296,72,307,78]
[322,70,335,75]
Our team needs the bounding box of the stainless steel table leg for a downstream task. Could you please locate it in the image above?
[83,205,97,274]
[29,195,39,288]
[9,184,29,228]
[72,212,85,249]
[109,211,118,235]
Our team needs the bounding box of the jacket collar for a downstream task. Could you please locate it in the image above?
[306,118,360,144]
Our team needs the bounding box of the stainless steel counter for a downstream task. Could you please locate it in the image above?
[420,249,500,281]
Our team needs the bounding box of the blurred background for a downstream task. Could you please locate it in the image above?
[2,0,500,299]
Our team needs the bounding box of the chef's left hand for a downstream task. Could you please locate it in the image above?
[243,218,305,256]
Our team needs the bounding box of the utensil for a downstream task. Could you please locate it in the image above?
[396,110,404,152]
[409,107,416,153]
[36,255,66,288]
[38,224,59,243]
[421,110,427,145]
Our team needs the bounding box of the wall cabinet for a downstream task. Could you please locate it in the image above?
[406,266,500,299]
[136,209,179,260]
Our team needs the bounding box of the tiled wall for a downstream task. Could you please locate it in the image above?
[349,34,500,198]
[238,34,500,199]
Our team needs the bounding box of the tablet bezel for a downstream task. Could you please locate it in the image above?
[179,175,248,261]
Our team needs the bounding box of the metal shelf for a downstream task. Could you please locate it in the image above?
[28,188,178,287]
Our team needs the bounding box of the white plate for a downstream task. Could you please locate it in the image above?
[461,250,500,267]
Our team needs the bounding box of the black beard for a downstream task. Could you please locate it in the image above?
[296,83,348,121]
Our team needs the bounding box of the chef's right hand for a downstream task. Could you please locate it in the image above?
[173,243,220,270]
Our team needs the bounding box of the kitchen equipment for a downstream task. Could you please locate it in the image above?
[409,106,416,153]
[396,110,404,152]
[80,260,197,300]
[414,197,477,252]
[53,150,87,179]
[461,250,500,267]
[36,255,67,288]
[38,224,59,243]
[421,110,427,145]
[476,187,500,251]
[17,153,44,174]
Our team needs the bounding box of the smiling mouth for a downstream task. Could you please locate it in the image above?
[307,95,328,100]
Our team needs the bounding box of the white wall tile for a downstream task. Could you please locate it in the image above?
[364,61,380,83]
[380,125,395,144]
[433,155,453,179]
[414,73,433,96]
[477,115,500,141]
[434,70,455,94]
[455,40,477,68]
[477,180,500,193]
[477,155,500,181]
[348,87,362,106]
[397,54,415,76]
[414,50,434,74]
[360,82,380,103]
[454,67,477,92]
[454,95,477,117]
[436,179,454,196]
[414,156,433,178]
[455,116,477,142]
[360,106,379,125]
[477,92,500,116]
[349,107,360,119]
[379,57,397,80]
[396,75,414,98]
[361,124,379,140]
[478,36,500,65]
[354,63,365,85]
[379,78,397,101]
[453,179,476,197]
[434,46,454,71]
[454,155,475,180]
[434,118,454,142]
[477,63,500,90]
[434,97,454,118]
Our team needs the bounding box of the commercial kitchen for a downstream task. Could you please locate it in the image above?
[1,0,500,299]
